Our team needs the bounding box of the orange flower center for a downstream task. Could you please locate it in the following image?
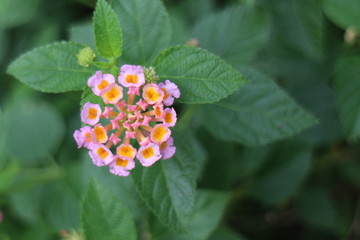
[142,147,155,159]
[98,80,109,90]
[115,158,129,167]
[164,112,173,123]
[126,74,139,84]
[96,147,109,159]
[88,108,98,119]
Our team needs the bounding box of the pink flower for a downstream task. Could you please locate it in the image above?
[158,80,180,106]
[101,83,123,104]
[163,108,177,127]
[116,144,137,160]
[93,124,109,143]
[81,102,101,126]
[150,124,171,144]
[88,71,115,96]
[89,145,113,166]
[74,65,181,177]
[142,83,164,104]
[109,157,135,176]
[73,126,95,149]
[136,143,161,167]
[118,64,145,88]
[160,137,176,160]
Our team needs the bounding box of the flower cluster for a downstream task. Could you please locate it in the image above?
[74,65,180,176]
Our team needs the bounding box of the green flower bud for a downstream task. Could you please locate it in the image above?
[143,66,159,83]
[76,47,96,67]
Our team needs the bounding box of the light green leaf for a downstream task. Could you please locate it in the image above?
[112,0,171,64]
[334,56,360,140]
[322,0,360,32]
[7,42,97,92]
[81,179,137,240]
[4,100,65,164]
[249,148,312,205]
[93,0,122,59]
[153,190,230,240]
[132,131,201,230]
[202,67,317,146]
[153,46,248,104]
[192,5,269,65]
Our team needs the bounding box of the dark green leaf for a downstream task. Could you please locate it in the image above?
[202,67,318,146]
[334,56,360,140]
[153,46,248,104]
[4,100,65,164]
[192,5,269,65]
[93,0,122,59]
[112,0,171,64]
[7,42,97,92]
[82,179,137,240]
[69,21,95,50]
[323,0,360,32]
[153,190,230,240]
[132,131,201,230]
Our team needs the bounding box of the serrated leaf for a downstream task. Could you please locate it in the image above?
[132,131,201,230]
[7,42,96,92]
[153,190,230,240]
[81,179,137,240]
[322,0,360,32]
[112,0,171,64]
[334,56,360,140]
[93,0,122,59]
[153,46,248,104]
[192,5,269,65]
[202,67,317,146]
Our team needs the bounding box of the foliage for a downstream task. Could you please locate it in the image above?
[1,0,360,239]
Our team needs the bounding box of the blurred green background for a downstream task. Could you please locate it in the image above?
[1,0,360,239]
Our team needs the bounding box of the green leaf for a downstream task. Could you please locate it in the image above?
[69,21,95,50]
[81,179,137,240]
[0,0,40,29]
[202,67,317,146]
[334,56,360,140]
[81,86,105,109]
[249,147,312,205]
[0,109,7,168]
[7,42,97,92]
[153,46,248,104]
[132,131,200,230]
[152,190,230,240]
[209,227,248,240]
[192,5,269,65]
[4,99,65,164]
[93,0,122,59]
[322,0,360,32]
[112,0,171,64]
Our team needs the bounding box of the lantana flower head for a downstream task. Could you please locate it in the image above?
[74,65,180,176]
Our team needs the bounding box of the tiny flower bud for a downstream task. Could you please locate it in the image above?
[76,47,96,67]
[143,66,159,83]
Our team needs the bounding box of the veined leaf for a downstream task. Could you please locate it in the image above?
[7,42,96,92]
[81,179,137,240]
[192,5,269,65]
[112,0,171,64]
[334,56,360,140]
[152,190,230,240]
[93,0,122,59]
[132,131,202,230]
[153,46,248,104]
[202,67,317,146]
